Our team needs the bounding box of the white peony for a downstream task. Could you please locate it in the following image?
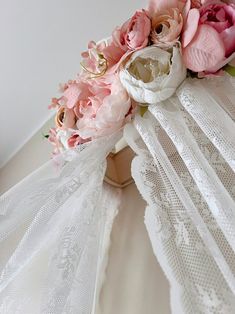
[119,46,186,105]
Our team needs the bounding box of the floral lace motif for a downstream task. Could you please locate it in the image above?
[125,77,235,313]
[0,133,121,314]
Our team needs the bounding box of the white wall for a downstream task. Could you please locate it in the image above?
[0,0,144,168]
[0,118,54,194]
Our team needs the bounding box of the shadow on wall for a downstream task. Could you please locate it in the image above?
[0,117,54,195]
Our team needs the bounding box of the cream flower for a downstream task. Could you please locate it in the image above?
[119,46,186,105]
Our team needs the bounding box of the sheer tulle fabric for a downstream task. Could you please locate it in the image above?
[0,134,122,313]
[0,76,235,313]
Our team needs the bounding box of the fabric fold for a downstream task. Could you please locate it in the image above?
[124,113,235,313]
[0,133,121,313]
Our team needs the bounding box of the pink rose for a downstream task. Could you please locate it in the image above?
[151,8,183,47]
[182,1,235,72]
[112,10,151,51]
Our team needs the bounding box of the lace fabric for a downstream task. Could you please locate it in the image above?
[0,76,235,313]
[124,75,235,314]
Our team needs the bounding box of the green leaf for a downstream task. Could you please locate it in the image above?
[224,64,235,77]
[140,106,148,117]
[42,133,49,139]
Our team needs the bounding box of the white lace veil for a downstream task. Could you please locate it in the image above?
[0,76,235,313]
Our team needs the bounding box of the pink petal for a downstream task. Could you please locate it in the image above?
[64,83,90,109]
[148,0,180,15]
[64,109,76,128]
[220,25,235,56]
[64,85,80,109]
[205,20,230,33]
[216,7,226,22]
[207,51,235,72]
[224,5,235,23]
[182,0,191,21]
[183,24,225,72]
[182,9,200,47]
[198,69,225,78]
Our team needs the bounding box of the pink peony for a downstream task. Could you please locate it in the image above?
[182,1,235,72]
[73,76,134,140]
[151,8,183,47]
[63,81,91,109]
[80,40,124,78]
[112,10,151,51]
[58,75,133,139]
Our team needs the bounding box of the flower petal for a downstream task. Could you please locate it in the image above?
[207,51,235,72]
[148,0,185,13]
[220,25,235,56]
[120,46,186,104]
[182,8,200,47]
[183,24,225,72]
[64,109,76,128]
[182,0,191,21]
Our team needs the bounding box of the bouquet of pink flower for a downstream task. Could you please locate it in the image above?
[48,0,235,155]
